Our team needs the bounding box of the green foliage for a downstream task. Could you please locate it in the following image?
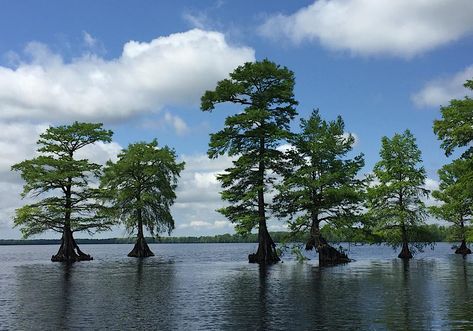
[11,122,114,238]
[367,130,429,247]
[319,223,381,243]
[430,80,473,240]
[201,59,298,234]
[100,139,184,237]
[290,246,310,262]
[431,80,473,241]
[430,159,473,228]
[274,110,365,236]
[433,79,473,158]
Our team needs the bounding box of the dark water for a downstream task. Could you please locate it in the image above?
[0,243,472,330]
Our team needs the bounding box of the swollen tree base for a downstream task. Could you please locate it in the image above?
[398,242,413,259]
[51,250,92,262]
[455,240,472,255]
[306,235,350,266]
[128,236,155,258]
[248,247,280,264]
[51,231,92,263]
[318,244,351,266]
[248,230,280,264]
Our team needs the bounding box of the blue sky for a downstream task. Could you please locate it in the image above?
[0,0,472,239]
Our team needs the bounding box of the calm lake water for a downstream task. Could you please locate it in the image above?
[0,242,472,330]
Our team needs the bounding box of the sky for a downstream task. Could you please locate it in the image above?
[0,0,472,239]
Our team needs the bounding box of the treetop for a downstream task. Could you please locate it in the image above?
[38,122,113,156]
[201,59,298,112]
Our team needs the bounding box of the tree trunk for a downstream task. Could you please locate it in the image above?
[306,220,350,266]
[455,221,471,255]
[398,224,412,259]
[51,227,93,262]
[128,208,154,258]
[128,236,154,258]
[52,172,92,262]
[455,239,472,255]
[248,222,280,264]
[398,242,413,259]
[248,135,279,265]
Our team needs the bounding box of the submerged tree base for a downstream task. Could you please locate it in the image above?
[128,236,155,258]
[398,242,413,259]
[318,244,351,266]
[306,235,350,266]
[455,240,472,255]
[51,251,93,262]
[248,251,280,264]
[248,231,280,264]
[51,232,93,263]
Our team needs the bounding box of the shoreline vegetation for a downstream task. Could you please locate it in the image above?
[1,225,468,246]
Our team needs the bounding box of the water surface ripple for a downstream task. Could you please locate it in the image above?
[0,243,472,330]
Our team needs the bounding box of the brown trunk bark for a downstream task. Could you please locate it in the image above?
[455,240,471,255]
[248,134,279,265]
[397,191,412,259]
[398,223,412,259]
[455,221,471,255]
[51,168,92,262]
[128,236,154,258]
[128,208,154,258]
[398,242,413,259]
[51,227,93,262]
[248,221,280,264]
[306,218,350,266]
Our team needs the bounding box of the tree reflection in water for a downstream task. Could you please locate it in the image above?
[6,244,473,329]
[13,259,177,329]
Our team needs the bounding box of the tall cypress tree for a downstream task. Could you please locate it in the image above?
[100,140,184,257]
[432,79,473,255]
[201,59,298,264]
[274,110,365,265]
[367,130,429,259]
[12,122,114,262]
[430,158,473,255]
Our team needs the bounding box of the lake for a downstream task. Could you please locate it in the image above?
[0,242,472,330]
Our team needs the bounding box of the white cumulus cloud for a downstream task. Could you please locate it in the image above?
[140,111,190,136]
[76,141,122,165]
[83,31,98,48]
[0,122,49,183]
[164,112,189,136]
[170,153,236,235]
[412,66,473,108]
[0,29,255,121]
[259,0,473,58]
[177,220,231,230]
[175,153,234,204]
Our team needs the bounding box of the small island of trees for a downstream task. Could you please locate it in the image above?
[10,60,473,265]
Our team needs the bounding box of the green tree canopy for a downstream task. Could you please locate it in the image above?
[100,139,184,257]
[367,129,429,259]
[430,158,473,254]
[201,59,298,264]
[433,80,473,158]
[11,122,114,262]
[274,110,365,265]
[432,79,473,254]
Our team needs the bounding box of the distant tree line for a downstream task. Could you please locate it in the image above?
[10,59,473,265]
[1,224,468,245]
